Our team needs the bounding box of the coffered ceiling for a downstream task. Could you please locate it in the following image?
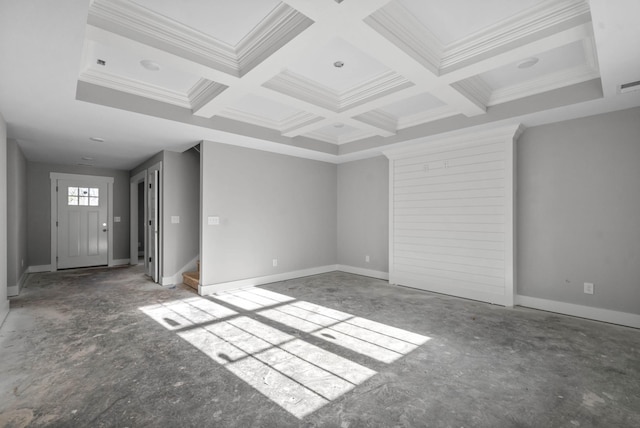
[1,0,639,169]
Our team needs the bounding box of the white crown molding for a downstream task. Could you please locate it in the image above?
[89,0,239,75]
[305,128,376,145]
[280,112,324,134]
[582,36,600,71]
[365,0,590,77]
[218,107,320,133]
[235,4,313,76]
[441,0,591,71]
[354,110,398,134]
[451,76,493,108]
[396,105,460,130]
[487,64,600,106]
[357,104,459,133]
[264,69,412,113]
[364,1,442,75]
[383,123,525,160]
[264,70,339,111]
[79,68,192,108]
[339,71,413,111]
[89,1,311,79]
[188,79,228,112]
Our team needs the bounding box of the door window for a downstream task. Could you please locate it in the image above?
[68,187,100,206]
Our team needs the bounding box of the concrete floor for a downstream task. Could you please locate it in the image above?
[0,265,638,427]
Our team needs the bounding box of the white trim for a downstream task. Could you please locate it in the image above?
[147,162,163,282]
[516,295,640,329]
[199,265,338,296]
[7,270,29,297]
[49,173,114,272]
[160,255,199,286]
[336,265,389,281]
[130,170,147,266]
[107,180,114,266]
[388,157,396,285]
[28,264,52,273]
[79,68,193,108]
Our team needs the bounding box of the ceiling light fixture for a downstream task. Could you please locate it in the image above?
[140,59,161,71]
[517,57,539,69]
[89,137,104,143]
[333,61,344,68]
[334,123,344,128]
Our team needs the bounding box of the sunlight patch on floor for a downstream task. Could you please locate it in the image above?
[139,287,429,419]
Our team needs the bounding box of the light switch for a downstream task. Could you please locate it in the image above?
[114,216,121,223]
[171,216,180,224]
[208,216,220,225]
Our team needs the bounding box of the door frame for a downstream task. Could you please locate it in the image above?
[50,173,114,272]
[146,162,162,282]
[129,170,147,266]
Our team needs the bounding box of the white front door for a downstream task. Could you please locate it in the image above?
[57,179,109,269]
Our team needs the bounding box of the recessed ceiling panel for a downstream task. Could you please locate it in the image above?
[85,41,201,93]
[379,92,445,117]
[286,38,391,92]
[479,41,589,90]
[131,0,281,46]
[223,94,305,123]
[312,123,359,138]
[399,0,546,44]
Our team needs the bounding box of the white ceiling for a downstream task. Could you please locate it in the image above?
[0,0,639,170]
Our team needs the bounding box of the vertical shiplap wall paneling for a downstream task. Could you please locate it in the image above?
[384,125,523,306]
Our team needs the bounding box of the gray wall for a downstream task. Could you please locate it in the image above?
[6,139,27,291]
[0,113,8,324]
[27,162,130,266]
[162,150,200,277]
[337,156,389,273]
[518,107,640,315]
[130,151,164,177]
[200,141,337,285]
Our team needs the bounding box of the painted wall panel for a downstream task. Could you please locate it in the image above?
[518,107,640,315]
[6,139,28,295]
[386,126,520,306]
[200,141,337,288]
[337,156,389,274]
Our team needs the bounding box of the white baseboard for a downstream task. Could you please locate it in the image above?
[111,259,130,267]
[199,264,338,296]
[336,265,389,281]
[516,295,640,329]
[28,264,51,273]
[161,255,199,286]
[7,270,29,297]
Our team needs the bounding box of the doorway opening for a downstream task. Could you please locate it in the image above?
[130,161,162,283]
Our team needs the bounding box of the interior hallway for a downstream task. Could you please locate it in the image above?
[0,266,638,427]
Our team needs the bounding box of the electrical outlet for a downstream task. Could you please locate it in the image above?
[365,255,370,263]
[272,259,278,267]
[584,282,594,295]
